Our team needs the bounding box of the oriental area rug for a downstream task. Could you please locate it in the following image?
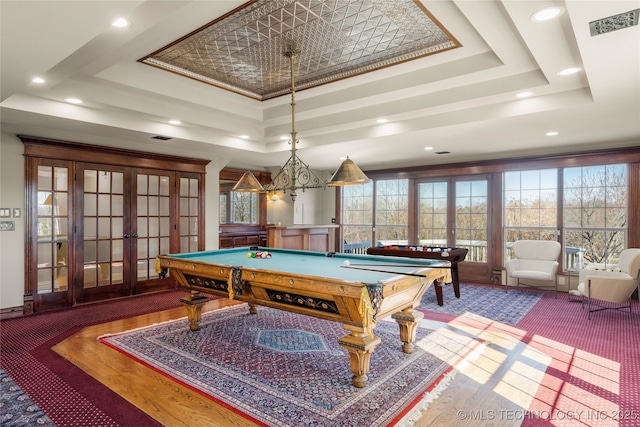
[100,304,474,427]
[421,283,544,324]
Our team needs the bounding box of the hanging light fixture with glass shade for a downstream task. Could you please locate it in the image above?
[233,45,370,201]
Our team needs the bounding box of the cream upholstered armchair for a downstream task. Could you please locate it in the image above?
[505,240,562,297]
[575,248,640,320]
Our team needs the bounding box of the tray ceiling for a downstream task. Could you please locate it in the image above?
[139,0,460,100]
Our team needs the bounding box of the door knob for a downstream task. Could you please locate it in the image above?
[124,234,131,238]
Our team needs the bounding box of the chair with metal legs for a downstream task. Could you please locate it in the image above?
[505,240,562,297]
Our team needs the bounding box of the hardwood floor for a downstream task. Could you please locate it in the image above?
[53,299,546,427]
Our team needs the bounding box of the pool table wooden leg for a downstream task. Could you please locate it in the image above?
[180,292,210,331]
[391,308,425,354]
[434,282,444,306]
[248,302,258,314]
[338,325,382,388]
[452,266,461,298]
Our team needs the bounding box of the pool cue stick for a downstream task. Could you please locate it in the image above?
[348,263,452,269]
[340,265,428,277]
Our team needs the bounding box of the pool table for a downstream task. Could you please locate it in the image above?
[367,246,469,304]
[158,247,450,387]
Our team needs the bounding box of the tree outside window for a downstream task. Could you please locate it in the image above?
[504,169,558,261]
[375,179,409,245]
[342,182,373,251]
[563,164,627,270]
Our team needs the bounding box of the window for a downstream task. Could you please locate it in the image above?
[504,169,558,261]
[342,182,373,253]
[219,191,259,225]
[375,179,409,245]
[563,164,627,270]
[219,193,228,224]
[232,192,259,224]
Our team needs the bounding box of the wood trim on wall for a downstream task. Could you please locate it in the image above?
[20,135,209,173]
[629,162,640,249]
[365,146,640,179]
[220,167,273,185]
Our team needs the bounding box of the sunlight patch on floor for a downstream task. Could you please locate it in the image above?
[493,358,550,409]
[394,309,624,426]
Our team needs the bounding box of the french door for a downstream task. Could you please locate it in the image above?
[416,176,493,282]
[74,164,175,304]
[24,135,209,313]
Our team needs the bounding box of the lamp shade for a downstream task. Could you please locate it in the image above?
[327,157,371,186]
[232,171,265,192]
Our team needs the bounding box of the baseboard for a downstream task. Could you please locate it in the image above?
[0,305,24,320]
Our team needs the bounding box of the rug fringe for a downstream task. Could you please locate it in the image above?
[394,369,457,427]
[97,318,186,340]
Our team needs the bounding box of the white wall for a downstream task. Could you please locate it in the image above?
[205,161,221,250]
[0,132,26,309]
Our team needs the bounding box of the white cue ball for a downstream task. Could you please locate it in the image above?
[343,260,351,266]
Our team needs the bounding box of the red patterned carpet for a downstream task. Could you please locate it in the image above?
[1,286,639,426]
[1,290,185,427]
[516,293,640,427]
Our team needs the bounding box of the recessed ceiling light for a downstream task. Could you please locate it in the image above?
[112,17,131,28]
[280,135,289,140]
[64,98,83,104]
[516,91,533,98]
[32,77,45,84]
[239,135,250,139]
[545,131,559,136]
[531,7,564,22]
[376,118,388,124]
[557,67,582,76]
[424,146,434,151]
[168,119,181,125]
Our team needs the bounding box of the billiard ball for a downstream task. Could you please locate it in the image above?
[343,260,350,266]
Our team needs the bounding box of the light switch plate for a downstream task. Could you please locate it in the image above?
[0,208,11,218]
[0,221,16,231]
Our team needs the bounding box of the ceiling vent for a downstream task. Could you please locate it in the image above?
[590,9,639,36]
[151,135,172,141]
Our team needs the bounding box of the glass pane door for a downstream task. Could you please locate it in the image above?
[455,180,488,263]
[417,181,448,246]
[36,165,70,297]
[137,172,172,281]
[179,176,200,252]
[416,177,492,282]
[77,165,130,302]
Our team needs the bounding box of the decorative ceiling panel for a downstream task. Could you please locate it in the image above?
[139,0,460,100]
